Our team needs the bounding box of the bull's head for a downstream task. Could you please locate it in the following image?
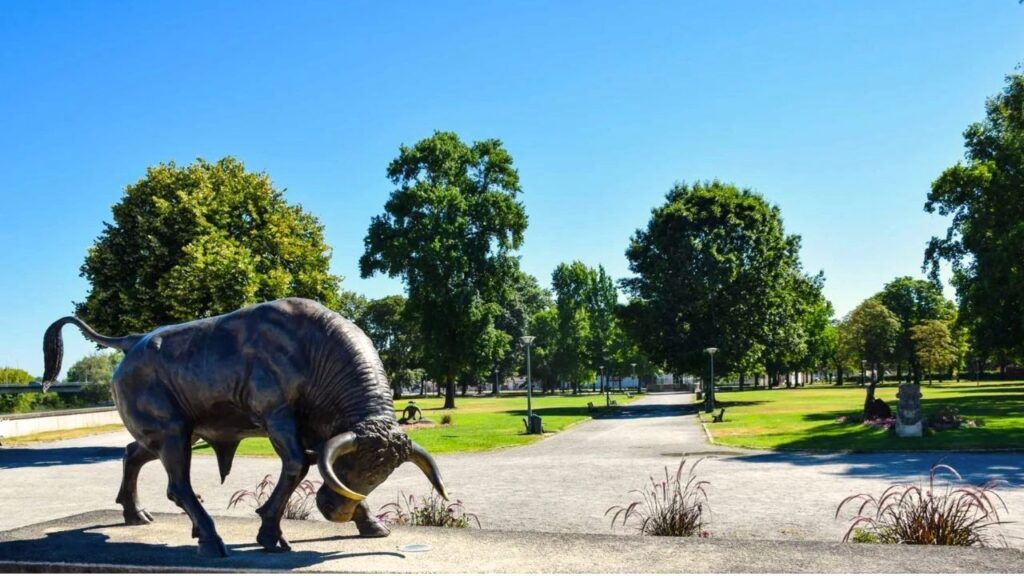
[315,417,446,522]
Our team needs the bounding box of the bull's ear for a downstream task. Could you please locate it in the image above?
[409,441,449,500]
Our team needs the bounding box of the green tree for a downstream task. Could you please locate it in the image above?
[876,276,955,383]
[551,262,595,392]
[585,265,619,391]
[0,364,33,383]
[925,71,1024,368]
[526,306,560,393]
[356,295,421,399]
[66,351,122,384]
[0,368,34,385]
[622,181,802,380]
[491,266,552,392]
[910,320,959,385]
[77,157,340,334]
[360,132,527,409]
[842,298,900,415]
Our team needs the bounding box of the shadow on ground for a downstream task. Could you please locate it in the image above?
[592,402,696,420]
[0,446,123,469]
[0,522,403,571]
[727,451,1024,486]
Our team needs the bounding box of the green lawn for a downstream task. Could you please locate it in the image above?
[702,381,1024,452]
[195,392,636,457]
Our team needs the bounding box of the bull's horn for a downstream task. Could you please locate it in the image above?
[318,432,366,501]
[409,441,449,500]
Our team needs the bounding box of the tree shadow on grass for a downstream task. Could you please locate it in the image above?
[0,520,404,571]
[0,446,123,469]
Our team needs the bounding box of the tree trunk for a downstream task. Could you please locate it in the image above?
[443,378,456,409]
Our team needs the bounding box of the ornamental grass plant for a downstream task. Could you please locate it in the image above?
[836,464,1008,546]
[606,458,710,537]
[377,491,480,528]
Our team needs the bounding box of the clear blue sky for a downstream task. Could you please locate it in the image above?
[2,1,1022,378]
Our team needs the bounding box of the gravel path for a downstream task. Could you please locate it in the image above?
[2,392,1022,546]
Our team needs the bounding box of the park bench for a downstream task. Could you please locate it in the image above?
[712,408,725,423]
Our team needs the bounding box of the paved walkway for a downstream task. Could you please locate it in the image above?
[4,511,1023,573]
[1,392,1023,546]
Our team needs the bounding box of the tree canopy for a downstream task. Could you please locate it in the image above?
[876,276,955,383]
[77,157,340,334]
[621,181,820,383]
[66,351,123,384]
[0,367,34,385]
[925,71,1024,365]
[360,131,527,408]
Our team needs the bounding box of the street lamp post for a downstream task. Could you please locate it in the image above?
[631,362,637,393]
[704,347,718,413]
[493,367,499,396]
[520,335,538,433]
[600,365,608,406]
[974,357,981,386]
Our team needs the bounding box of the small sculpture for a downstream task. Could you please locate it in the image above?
[399,401,423,424]
[42,298,447,557]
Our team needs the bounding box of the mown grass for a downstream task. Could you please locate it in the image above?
[701,381,1024,452]
[2,423,126,445]
[195,392,636,457]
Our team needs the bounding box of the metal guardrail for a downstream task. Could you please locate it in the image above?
[0,382,92,395]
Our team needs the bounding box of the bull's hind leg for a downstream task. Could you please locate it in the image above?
[116,441,158,525]
[255,408,309,552]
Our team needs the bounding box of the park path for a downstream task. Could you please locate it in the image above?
[2,392,1023,545]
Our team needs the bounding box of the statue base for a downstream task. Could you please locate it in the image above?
[895,421,922,438]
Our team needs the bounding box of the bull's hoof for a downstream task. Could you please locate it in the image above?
[356,519,391,538]
[257,526,291,553]
[123,508,154,525]
[197,537,229,558]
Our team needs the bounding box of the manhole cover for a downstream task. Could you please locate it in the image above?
[399,543,432,553]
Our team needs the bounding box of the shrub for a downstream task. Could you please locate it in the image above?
[606,458,710,537]
[228,474,320,520]
[377,491,480,528]
[836,464,1008,546]
[930,406,963,431]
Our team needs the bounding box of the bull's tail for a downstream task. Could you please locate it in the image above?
[42,317,143,385]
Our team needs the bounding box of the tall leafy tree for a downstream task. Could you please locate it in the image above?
[622,181,801,379]
[911,320,959,385]
[842,298,899,414]
[925,71,1024,367]
[491,266,552,390]
[356,295,421,399]
[77,157,340,334]
[360,131,527,409]
[876,276,955,383]
[585,265,619,390]
[551,262,595,392]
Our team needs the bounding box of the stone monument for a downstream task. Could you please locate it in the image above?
[896,383,923,437]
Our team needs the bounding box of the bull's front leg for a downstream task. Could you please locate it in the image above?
[256,411,309,553]
[353,501,390,537]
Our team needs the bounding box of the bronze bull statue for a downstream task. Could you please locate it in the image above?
[42,298,447,557]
